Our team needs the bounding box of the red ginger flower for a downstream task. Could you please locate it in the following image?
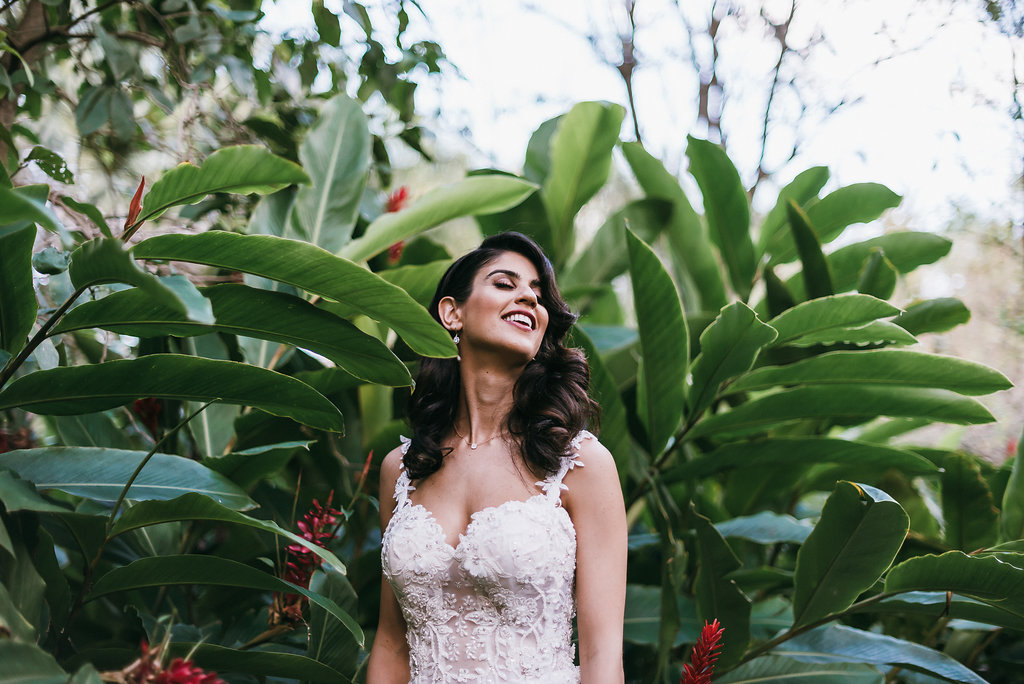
[271,492,343,625]
[681,619,724,684]
[155,658,226,684]
[385,186,410,263]
[112,641,225,684]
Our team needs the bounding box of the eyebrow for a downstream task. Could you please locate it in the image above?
[486,269,542,288]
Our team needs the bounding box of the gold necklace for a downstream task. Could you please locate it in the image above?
[452,424,505,450]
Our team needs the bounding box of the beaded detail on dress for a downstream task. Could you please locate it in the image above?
[381,431,593,684]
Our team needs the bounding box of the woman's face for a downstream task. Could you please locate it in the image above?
[442,251,550,365]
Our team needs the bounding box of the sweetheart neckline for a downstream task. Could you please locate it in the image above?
[400,494,568,552]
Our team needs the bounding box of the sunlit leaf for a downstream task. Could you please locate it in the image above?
[895,297,971,335]
[767,294,900,347]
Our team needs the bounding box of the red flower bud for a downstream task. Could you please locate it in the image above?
[681,619,724,684]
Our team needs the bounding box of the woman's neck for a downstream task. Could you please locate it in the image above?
[455,356,521,445]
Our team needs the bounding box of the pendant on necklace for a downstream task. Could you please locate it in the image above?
[470,442,478,450]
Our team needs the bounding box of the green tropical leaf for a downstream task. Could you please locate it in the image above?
[784,320,916,347]
[524,114,560,183]
[110,493,344,572]
[54,283,412,386]
[686,135,755,299]
[0,447,252,509]
[0,225,36,355]
[308,567,360,677]
[87,554,364,645]
[718,655,883,683]
[689,302,777,417]
[728,350,1011,396]
[378,259,452,308]
[688,385,994,439]
[292,94,370,253]
[134,232,454,358]
[626,230,688,453]
[61,196,113,238]
[666,438,937,481]
[856,248,898,300]
[792,481,909,627]
[0,184,61,236]
[204,441,309,489]
[939,451,999,551]
[68,238,214,324]
[767,294,900,347]
[692,507,751,667]
[775,624,987,684]
[138,145,309,224]
[0,355,345,432]
[863,591,1024,631]
[343,175,539,262]
[621,141,727,312]
[757,166,830,255]
[542,102,625,264]
[0,470,72,514]
[787,200,834,299]
[0,641,68,684]
[884,551,1024,618]
[1001,430,1024,542]
[715,511,814,545]
[167,643,346,683]
[895,298,971,335]
[474,172,553,257]
[50,411,134,449]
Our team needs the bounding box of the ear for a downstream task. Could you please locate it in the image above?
[437,296,463,332]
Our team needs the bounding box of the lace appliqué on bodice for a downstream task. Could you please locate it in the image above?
[381,431,594,684]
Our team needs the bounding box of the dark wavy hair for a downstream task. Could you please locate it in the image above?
[404,232,599,480]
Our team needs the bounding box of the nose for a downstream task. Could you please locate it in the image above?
[516,286,537,307]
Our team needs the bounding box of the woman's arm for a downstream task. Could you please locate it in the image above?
[366,447,411,684]
[567,438,627,684]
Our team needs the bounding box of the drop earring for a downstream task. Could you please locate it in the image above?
[453,331,461,361]
[453,333,460,344]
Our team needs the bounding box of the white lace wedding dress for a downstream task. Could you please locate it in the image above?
[381,431,594,683]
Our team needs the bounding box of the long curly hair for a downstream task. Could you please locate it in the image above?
[404,232,599,480]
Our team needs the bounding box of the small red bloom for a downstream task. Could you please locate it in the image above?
[155,658,226,684]
[385,186,409,213]
[387,240,405,264]
[112,641,225,684]
[681,619,724,684]
[271,492,343,625]
[132,397,163,436]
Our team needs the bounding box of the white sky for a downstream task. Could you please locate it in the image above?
[260,0,1023,229]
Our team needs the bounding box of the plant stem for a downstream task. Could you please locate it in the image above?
[0,285,87,390]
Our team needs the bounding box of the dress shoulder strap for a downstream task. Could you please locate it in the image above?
[537,430,594,502]
[392,435,415,509]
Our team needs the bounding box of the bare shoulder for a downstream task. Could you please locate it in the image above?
[564,434,621,501]
[379,444,406,491]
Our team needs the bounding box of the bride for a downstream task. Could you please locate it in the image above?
[367,232,627,683]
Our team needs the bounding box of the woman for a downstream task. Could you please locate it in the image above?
[367,232,627,683]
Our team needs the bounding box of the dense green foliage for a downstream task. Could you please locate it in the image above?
[1,2,1022,683]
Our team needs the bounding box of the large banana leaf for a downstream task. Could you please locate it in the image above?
[342,175,538,262]
[53,283,412,386]
[728,350,1011,396]
[0,448,252,509]
[884,551,1024,618]
[68,237,214,324]
[1001,430,1024,542]
[626,230,688,453]
[756,166,830,256]
[138,145,309,224]
[620,141,727,312]
[542,101,625,264]
[775,624,986,684]
[787,200,834,298]
[939,451,999,551]
[766,294,899,347]
[166,644,345,683]
[692,509,751,668]
[0,225,36,355]
[0,355,345,432]
[133,232,454,358]
[110,493,344,572]
[792,482,909,627]
[688,301,777,418]
[718,656,883,683]
[291,93,369,253]
[686,135,755,299]
[87,554,364,645]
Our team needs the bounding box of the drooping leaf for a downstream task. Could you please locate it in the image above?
[728,350,1011,396]
[626,229,688,453]
[692,507,751,668]
[167,643,346,683]
[138,145,309,224]
[343,175,538,262]
[792,481,909,627]
[0,355,345,433]
[110,493,344,572]
[884,551,1024,618]
[688,386,994,439]
[68,238,214,324]
[717,655,883,683]
[766,294,900,347]
[1001,430,1024,543]
[542,102,626,265]
[894,298,971,335]
[775,624,987,684]
[308,568,360,677]
[0,447,253,509]
[688,302,777,417]
[757,166,830,255]
[0,225,36,355]
[0,470,72,513]
[61,196,113,238]
[939,451,999,551]
[667,437,938,481]
[856,248,898,300]
[87,554,364,645]
[686,135,755,299]
[621,141,727,312]
[54,283,412,386]
[204,441,309,489]
[715,511,814,545]
[134,232,455,358]
[292,94,370,253]
[0,184,59,239]
[787,200,834,299]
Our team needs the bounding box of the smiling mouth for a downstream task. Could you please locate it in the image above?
[502,312,535,330]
